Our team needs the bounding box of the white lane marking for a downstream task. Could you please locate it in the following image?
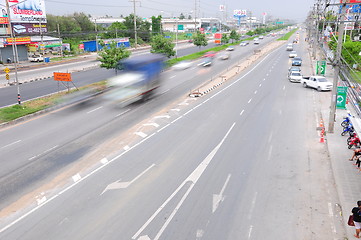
[179,102,189,106]
[266,73,269,76]
[283,85,286,90]
[248,192,258,219]
[259,83,262,87]
[101,164,155,194]
[72,173,81,182]
[116,109,130,117]
[263,78,266,81]
[154,115,170,119]
[135,132,148,138]
[268,131,273,143]
[86,106,103,114]
[44,145,58,154]
[213,174,231,213]
[0,49,276,235]
[143,123,159,128]
[28,145,58,161]
[196,229,204,238]
[170,75,176,79]
[161,89,170,94]
[132,123,236,240]
[254,90,257,95]
[267,145,273,161]
[279,110,282,115]
[100,158,108,164]
[248,98,252,104]
[1,140,21,150]
[248,225,253,239]
[123,145,130,151]
[157,123,170,133]
[240,109,245,116]
[171,108,180,111]
[171,115,183,124]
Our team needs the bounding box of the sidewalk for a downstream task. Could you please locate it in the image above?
[315,46,361,238]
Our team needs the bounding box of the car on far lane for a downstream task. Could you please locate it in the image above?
[289,51,297,58]
[240,41,249,46]
[288,66,301,73]
[226,46,235,51]
[173,60,192,70]
[219,52,230,60]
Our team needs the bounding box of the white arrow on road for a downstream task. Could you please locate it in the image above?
[101,164,155,195]
[212,174,231,213]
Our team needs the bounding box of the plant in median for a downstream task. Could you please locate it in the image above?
[97,40,131,69]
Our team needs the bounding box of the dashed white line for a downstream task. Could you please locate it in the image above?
[248,225,253,239]
[240,110,245,116]
[154,115,170,119]
[248,192,258,219]
[170,75,176,79]
[171,108,180,111]
[1,140,21,150]
[86,106,103,114]
[248,98,252,104]
[143,123,159,128]
[259,83,262,87]
[123,145,130,151]
[283,85,286,90]
[263,78,266,81]
[161,89,170,94]
[268,131,273,143]
[135,132,148,138]
[28,145,58,161]
[254,90,257,94]
[116,109,130,117]
[267,145,273,161]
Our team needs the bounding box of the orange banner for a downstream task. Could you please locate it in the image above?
[54,72,72,82]
[0,17,9,24]
[6,37,31,44]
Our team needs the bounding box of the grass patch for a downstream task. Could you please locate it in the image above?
[277,28,298,41]
[351,71,361,84]
[0,80,108,124]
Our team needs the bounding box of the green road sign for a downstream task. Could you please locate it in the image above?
[316,60,326,75]
[178,25,184,30]
[336,86,347,109]
[186,33,192,37]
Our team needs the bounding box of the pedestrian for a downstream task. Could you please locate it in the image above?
[349,148,361,165]
[352,201,361,238]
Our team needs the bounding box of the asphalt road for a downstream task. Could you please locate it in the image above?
[0,41,218,107]
[0,34,347,239]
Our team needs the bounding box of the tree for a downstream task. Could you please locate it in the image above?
[221,34,229,44]
[151,15,162,35]
[150,34,175,58]
[193,31,207,48]
[246,30,254,36]
[179,13,185,20]
[98,41,131,69]
[188,15,192,20]
[102,21,127,39]
[229,30,239,43]
[124,14,151,41]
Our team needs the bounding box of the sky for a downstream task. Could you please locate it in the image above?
[44,0,316,22]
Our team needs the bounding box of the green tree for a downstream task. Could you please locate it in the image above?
[124,14,151,42]
[150,34,175,58]
[179,13,185,19]
[221,34,229,44]
[102,21,127,39]
[151,15,162,35]
[229,30,239,43]
[98,41,131,69]
[246,30,254,36]
[188,15,192,20]
[193,31,207,48]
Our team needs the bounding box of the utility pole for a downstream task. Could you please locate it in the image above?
[95,18,99,52]
[5,0,21,104]
[57,23,63,58]
[39,19,44,56]
[328,0,347,133]
[131,0,138,49]
[194,0,197,32]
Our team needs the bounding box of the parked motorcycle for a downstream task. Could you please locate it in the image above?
[341,123,354,136]
[348,134,360,149]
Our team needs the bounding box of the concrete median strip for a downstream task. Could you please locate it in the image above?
[189,41,286,98]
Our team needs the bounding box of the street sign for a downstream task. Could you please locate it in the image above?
[5,74,9,80]
[337,86,348,109]
[54,72,72,82]
[316,60,326,75]
[4,67,10,73]
[177,25,184,30]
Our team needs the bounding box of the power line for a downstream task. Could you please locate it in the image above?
[46,0,132,8]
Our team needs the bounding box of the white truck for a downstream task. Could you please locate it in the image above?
[28,54,44,62]
[301,76,333,91]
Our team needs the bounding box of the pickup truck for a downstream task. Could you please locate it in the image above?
[301,76,333,91]
[28,54,44,62]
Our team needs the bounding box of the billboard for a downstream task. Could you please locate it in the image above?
[233,9,247,17]
[12,22,47,34]
[1,0,47,23]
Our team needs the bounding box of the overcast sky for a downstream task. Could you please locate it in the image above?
[45,0,316,22]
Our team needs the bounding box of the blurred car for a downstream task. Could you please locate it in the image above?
[203,51,216,58]
[289,51,297,58]
[198,57,213,67]
[288,71,302,83]
[219,52,230,60]
[240,41,249,46]
[226,46,235,51]
[254,38,260,44]
[286,43,293,51]
[173,60,192,70]
[188,39,193,43]
[288,66,301,74]
[259,35,264,39]
[292,57,302,66]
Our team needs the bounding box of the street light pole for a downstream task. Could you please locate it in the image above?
[5,0,21,104]
[328,0,347,133]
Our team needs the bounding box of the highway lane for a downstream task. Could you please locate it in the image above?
[0,35,346,239]
[0,41,219,107]
[0,37,277,210]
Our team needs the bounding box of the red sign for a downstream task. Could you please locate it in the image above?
[8,0,19,2]
[214,33,222,39]
[78,44,84,50]
[54,72,72,82]
[341,0,361,2]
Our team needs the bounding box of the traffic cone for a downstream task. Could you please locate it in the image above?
[320,129,325,143]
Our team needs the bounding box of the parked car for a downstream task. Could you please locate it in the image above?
[288,66,301,74]
[292,57,302,66]
[28,54,44,62]
[289,51,297,58]
[301,76,333,91]
[288,71,303,83]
